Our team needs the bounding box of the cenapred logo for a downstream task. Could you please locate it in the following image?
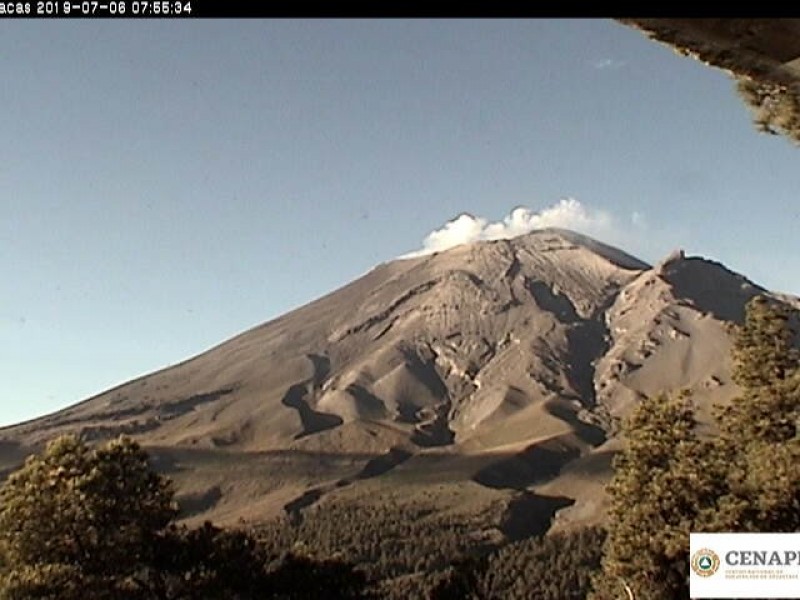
[691,548,721,577]
[691,532,800,598]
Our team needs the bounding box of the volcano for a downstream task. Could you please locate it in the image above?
[0,229,786,533]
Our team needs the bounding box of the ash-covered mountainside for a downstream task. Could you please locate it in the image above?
[0,229,783,528]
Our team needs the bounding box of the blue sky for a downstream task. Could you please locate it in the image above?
[2,20,798,427]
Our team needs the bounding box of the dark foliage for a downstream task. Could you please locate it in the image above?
[478,527,605,599]
[258,501,604,599]
[257,498,493,584]
[736,77,800,144]
[0,436,369,600]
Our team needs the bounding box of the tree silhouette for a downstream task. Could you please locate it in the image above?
[0,436,369,599]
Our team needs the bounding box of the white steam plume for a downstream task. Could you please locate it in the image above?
[402,198,628,258]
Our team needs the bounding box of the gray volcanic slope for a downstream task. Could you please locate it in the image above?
[0,229,784,530]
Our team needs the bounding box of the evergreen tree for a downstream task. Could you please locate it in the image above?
[590,395,720,600]
[727,295,797,394]
[711,296,800,532]
[0,435,176,598]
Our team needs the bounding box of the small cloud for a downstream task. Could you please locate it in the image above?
[592,58,627,70]
[402,198,644,258]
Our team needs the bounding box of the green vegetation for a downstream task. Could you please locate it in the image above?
[591,295,800,599]
[258,498,604,599]
[257,495,495,582]
[0,436,367,599]
[477,527,605,599]
[713,296,800,534]
[589,394,715,599]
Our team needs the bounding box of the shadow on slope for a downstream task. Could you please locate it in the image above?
[160,387,237,418]
[282,384,343,439]
[661,257,763,323]
[177,485,223,518]
[564,320,610,408]
[526,280,580,323]
[472,398,605,490]
[280,352,343,439]
[472,438,581,490]
[345,384,389,420]
[545,399,606,446]
[284,488,325,526]
[499,492,575,541]
[355,447,413,480]
[284,447,416,525]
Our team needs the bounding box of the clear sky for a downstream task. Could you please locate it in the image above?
[2,20,798,427]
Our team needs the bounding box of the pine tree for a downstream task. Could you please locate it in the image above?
[710,296,800,532]
[590,395,722,600]
[0,435,176,598]
[732,296,796,386]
